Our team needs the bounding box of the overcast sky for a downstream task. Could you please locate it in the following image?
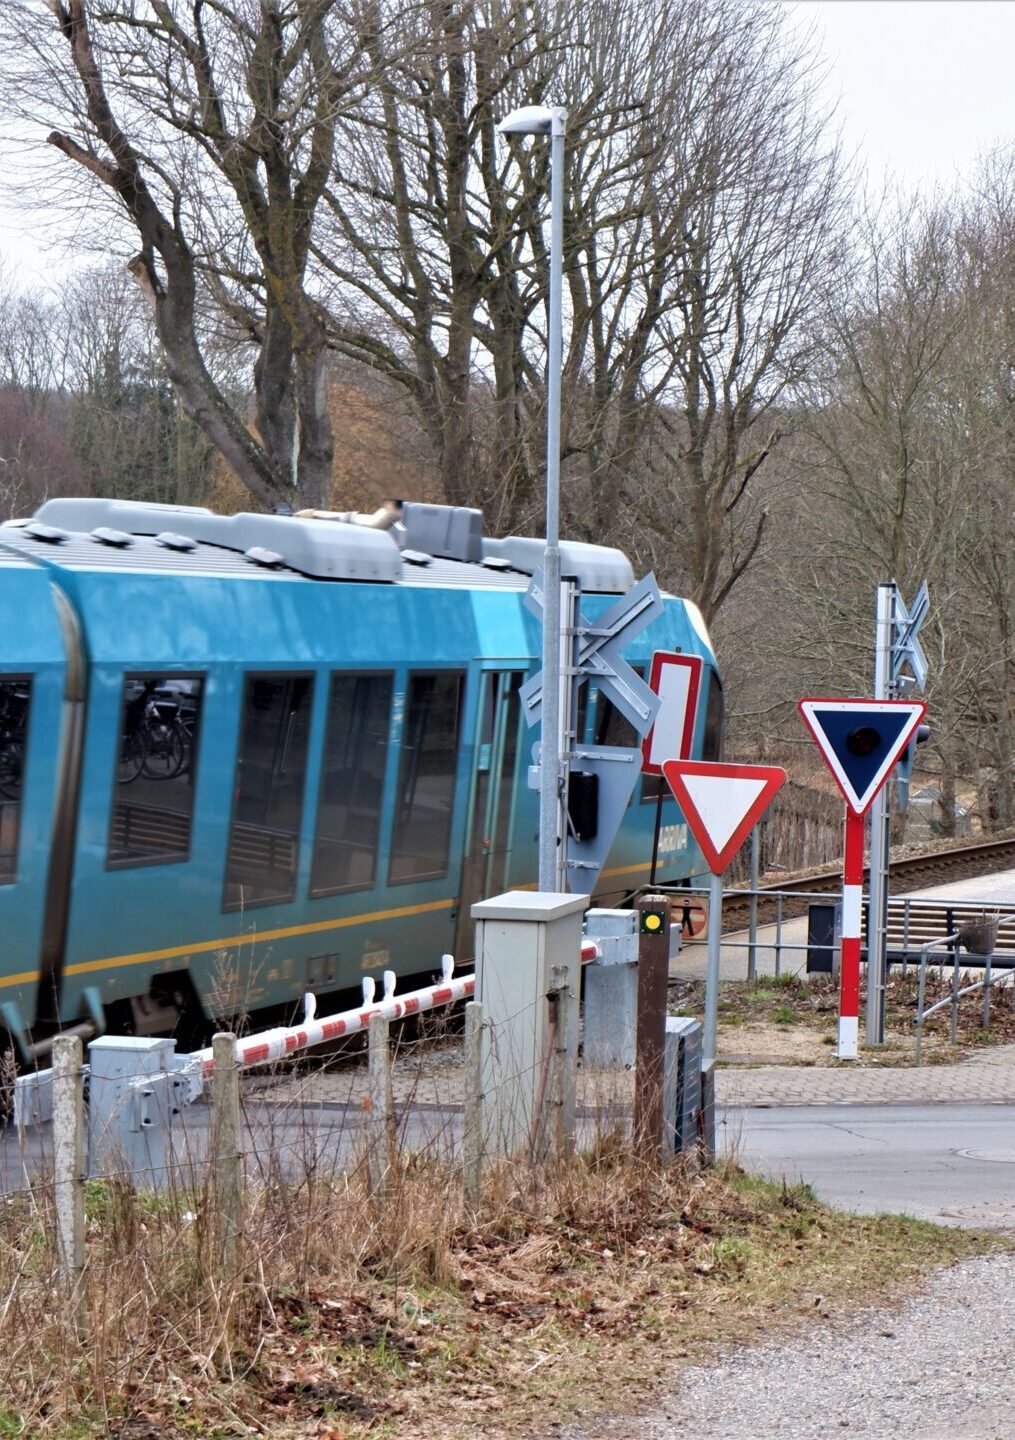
[3,2,1015,285]
[786,0,1015,191]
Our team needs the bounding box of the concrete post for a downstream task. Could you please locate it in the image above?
[52,1034,85,1310]
[462,1001,485,1202]
[367,1012,394,1199]
[471,890,587,1165]
[210,1033,242,1283]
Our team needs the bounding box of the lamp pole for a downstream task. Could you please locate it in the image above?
[497,104,568,892]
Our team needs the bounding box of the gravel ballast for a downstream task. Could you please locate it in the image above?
[559,1251,1015,1440]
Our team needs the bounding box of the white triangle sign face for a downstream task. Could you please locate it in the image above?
[798,697,927,816]
[662,760,787,875]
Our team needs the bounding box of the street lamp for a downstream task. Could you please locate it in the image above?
[497,103,567,893]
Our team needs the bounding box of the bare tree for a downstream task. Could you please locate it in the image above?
[0,0,375,508]
[316,0,843,621]
[2,0,842,577]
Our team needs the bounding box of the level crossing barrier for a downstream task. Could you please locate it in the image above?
[13,942,605,1158]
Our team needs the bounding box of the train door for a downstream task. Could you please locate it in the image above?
[0,572,78,1057]
[453,670,524,962]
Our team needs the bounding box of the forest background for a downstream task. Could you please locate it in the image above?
[0,0,1011,847]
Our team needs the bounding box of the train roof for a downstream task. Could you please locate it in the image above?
[0,497,635,595]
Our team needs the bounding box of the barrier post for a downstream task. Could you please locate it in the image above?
[582,908,638,1069]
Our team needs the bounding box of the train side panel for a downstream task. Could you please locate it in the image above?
[0,518,723,1045]
[56,570,491,1028]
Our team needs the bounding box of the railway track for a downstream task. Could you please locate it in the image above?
[666,833,1015,934]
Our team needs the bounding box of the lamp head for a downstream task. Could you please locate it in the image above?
[496,104,565,136]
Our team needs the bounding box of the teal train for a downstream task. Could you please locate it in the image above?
[0,498,722,1064]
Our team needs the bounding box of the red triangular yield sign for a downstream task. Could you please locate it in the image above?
[662,760,787,875]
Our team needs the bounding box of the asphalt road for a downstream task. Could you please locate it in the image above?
[7,1096,1014,1233]
[724,1101,1015,1229]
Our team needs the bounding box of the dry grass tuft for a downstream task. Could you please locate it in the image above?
[0,1124,999,1439]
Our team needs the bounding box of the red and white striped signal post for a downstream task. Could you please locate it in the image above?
[798,699,927,1059]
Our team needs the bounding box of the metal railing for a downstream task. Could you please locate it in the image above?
[914,916,1015,1062]
[671,885,1015,984]
[674,885,839,979]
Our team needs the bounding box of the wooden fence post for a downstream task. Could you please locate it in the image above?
[210,1032,242,1282]
[52,1034,86,1316]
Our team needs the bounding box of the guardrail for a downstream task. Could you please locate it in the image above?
[672,885,840,978]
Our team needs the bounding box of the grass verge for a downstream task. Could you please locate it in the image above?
[674,971,1015,1065]
[0,1144,1000,1439]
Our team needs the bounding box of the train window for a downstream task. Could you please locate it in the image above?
[389,670,464,884]
[310,671,394,896]
[108,674,204,868]
[702,670,725,761]
[0,677,31,883]
[594,688,639,748]
[224,673,314,909]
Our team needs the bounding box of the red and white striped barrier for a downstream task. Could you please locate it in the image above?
[192,954,473,1077]
[194,940,602,1077]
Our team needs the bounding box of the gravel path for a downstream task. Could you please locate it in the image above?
[558,1252,1015,1440]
